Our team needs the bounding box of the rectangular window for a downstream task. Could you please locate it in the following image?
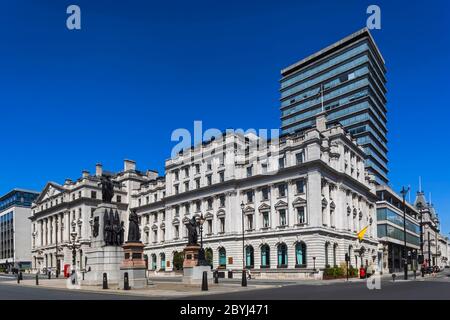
[219,196,226,207]
[246,191,253,203]
[184,182,189,192]
[207,220,212,234]
[116,195,121,203]
[278,157,285,169]
[247,166,253,177]
[175,226,179,239]
[263,212,269,228]
[247,214,253,230]
[174,185,179,195]
[296,180,305,194]
[297,207,306,224]
[91,191,97,199]
[220,218,225,233]
[175,206,180,216]
[279,209,287,226]
[296,152,304,164]
[184,167,189,178]
[207,175,212,186]
[195,178,201,189]
[262,187,269,200]
[207,198,213,210]
[278,184,286,197]
[219,172,225,183]
[195,164,201,174]
[146,196,149,204]
[174,170,179,181]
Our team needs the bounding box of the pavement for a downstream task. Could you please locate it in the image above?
[0,269,449,300]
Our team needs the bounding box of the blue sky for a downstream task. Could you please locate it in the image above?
[1,0,449,233]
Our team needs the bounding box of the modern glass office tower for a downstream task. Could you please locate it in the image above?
[280,28,388,184]
[0,189,39,271]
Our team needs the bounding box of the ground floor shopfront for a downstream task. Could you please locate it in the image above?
[379,242,420,274]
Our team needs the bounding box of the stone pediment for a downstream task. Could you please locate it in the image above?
[205,212,214,219]
[258,203,271,212]
[35,182,65,204]
[321,197,328,208]
[274,200,288,209]
[172,218,180,225]
[244,206,255,213]
[217,209,226,217]
[292,197,307,207]
[330,201,336,210]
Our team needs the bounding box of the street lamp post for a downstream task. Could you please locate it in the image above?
[400,186,409,280]
[55,217,59,278]
[197,213,208,266]
[240,202,247,287]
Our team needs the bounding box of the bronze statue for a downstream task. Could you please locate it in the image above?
[127,209,141,242]
[99,174,114,203]
[103,210,111,244]
[118,221,125,245]
[186,216,198,245]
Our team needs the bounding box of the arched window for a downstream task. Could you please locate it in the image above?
[245,246,254,269]
[295,242,307,267]
[218,247,226,268]
[325,242,330,268]
[261,245,270,268]
[160,253,166,270]
[277,243,288,268]
[151,254,157,270]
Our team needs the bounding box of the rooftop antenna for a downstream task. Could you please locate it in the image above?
[419,176,422,193]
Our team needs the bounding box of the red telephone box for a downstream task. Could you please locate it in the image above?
[64,264,71,278]
[359,267,366,279]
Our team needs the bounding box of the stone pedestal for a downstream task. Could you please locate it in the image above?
[182,245,212,284]
[82,203,124,286]
[183,245,200,268]
[119,242,148,289]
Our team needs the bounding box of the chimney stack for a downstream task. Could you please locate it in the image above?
[95,163,103,176]
[64,178,73,185]
[315,111,327,132]
[82,170,89,178]
[124,159,136,172]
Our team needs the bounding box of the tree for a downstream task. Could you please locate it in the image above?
[173,251,184,271]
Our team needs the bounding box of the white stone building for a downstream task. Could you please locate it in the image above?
[133,114,379,279]
[30,161,156,274]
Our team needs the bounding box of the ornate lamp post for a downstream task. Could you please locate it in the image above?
[240,201,247,287]
[400,186,409,280]
[197,213,208,266]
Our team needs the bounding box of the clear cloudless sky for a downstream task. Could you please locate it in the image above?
[1,0,449,233]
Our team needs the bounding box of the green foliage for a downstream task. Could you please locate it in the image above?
[205,249,213,267]
[324,266,345,278]
[173,251,184,271]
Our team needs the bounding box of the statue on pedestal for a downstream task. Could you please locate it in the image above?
[186,216,198,246]
[99,175,115,203]
[127,209,141,243]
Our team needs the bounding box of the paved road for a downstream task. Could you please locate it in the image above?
[187,271,450,300]
[0,271,449,300]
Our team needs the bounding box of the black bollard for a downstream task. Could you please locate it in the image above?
[241,270,247,287]
[17,274,20,284]
[102,273,108,289]
[48,271,51,280]
[201,271,208,291]
[392,273,396,282]
[36,273,39,286]
[124,272,130,290]
[214,271,219,284]
[19,271,23,281]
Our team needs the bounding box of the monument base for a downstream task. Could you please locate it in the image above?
[183,245,200,268]
[182,265,213,284]
[119,241,148,289]
[82,245,124,286]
